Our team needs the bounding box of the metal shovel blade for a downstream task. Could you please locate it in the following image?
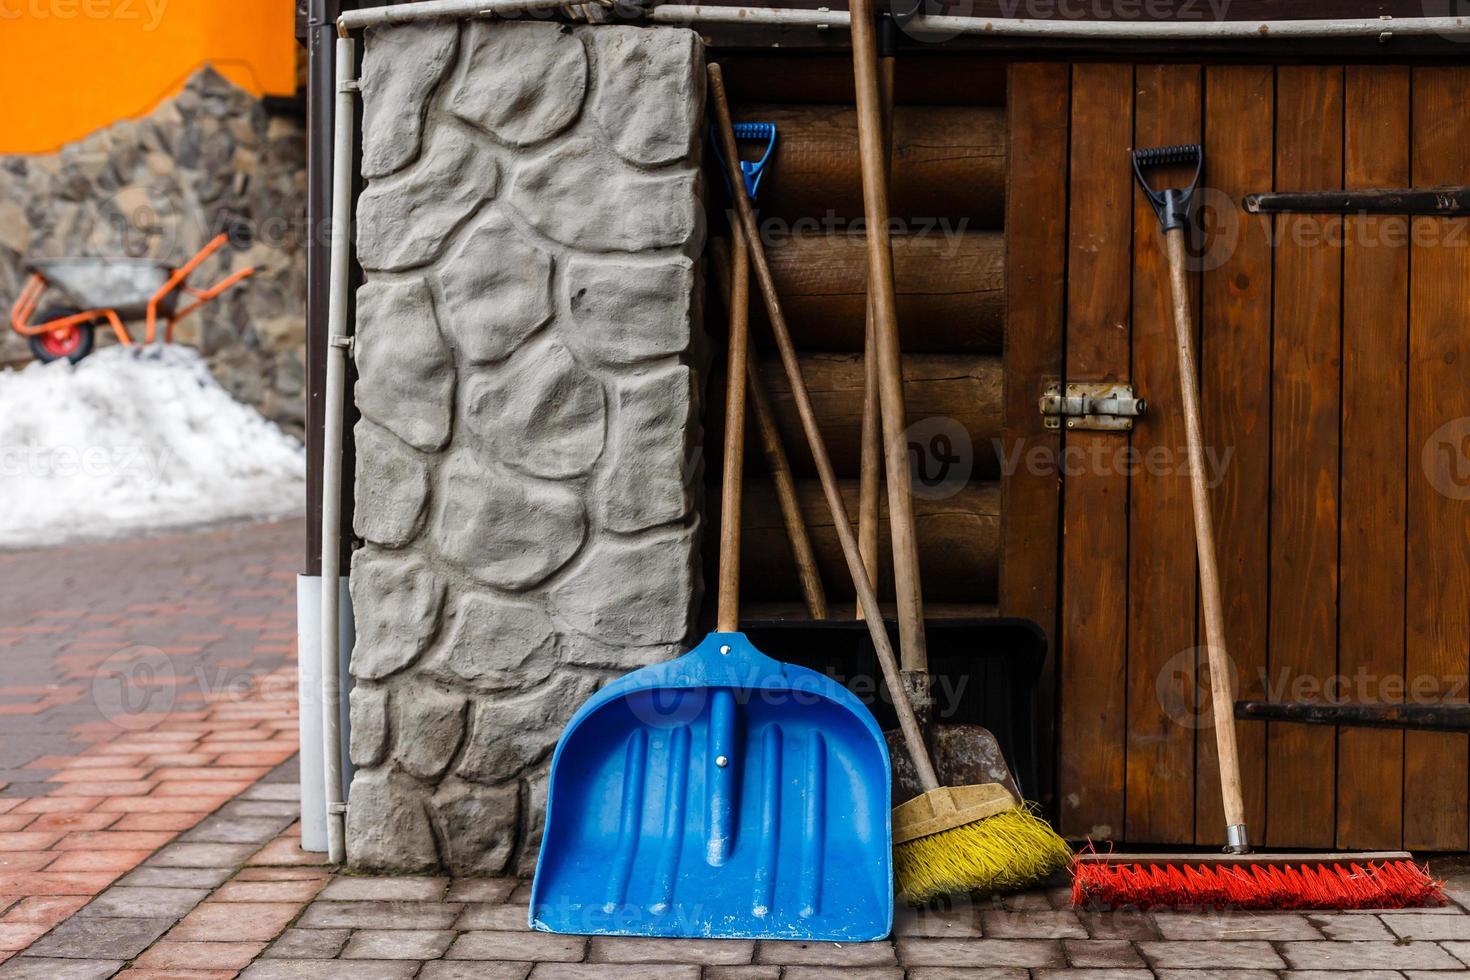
[530,632,892,941]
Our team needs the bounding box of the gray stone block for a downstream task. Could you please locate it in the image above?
[0,961,125,980]
[437,209,553,365]
[350,550,445,681]
[463,340,606,480]
[357,125,498,272]
[598,366,694,531]
[180,814,295,844]
[296,900,462,930]
[515,765,550,878]
[431,454,586,591]
[117,866,234,889]
[456,673,598,786]
[428,777,520,876]
[355,278,455,452]
[349,684,390,768]
[550,528,696,645]
[393,685,468,780]
[25,915,173,959]
[241,961,421,980]
[78,885,210,918]
[512,137,698,252]
[565,256,694,366]
[144,842,258,869]
[588,28,703,167]
[354,421,432,548]
[263,927,351,959]
[344,768,440,873]
[447,930,586,961]
[360,23,461,178]
[450,22,587,147]
[343,928,457,959]
[421,962,532,980]
[429,593,558,691]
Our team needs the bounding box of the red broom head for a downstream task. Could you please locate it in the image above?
[1071,856,1446,911]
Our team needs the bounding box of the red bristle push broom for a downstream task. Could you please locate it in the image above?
[1070,145,1444,912]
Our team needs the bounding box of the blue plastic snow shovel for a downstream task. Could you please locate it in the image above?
[530,114,891,942]
[529,633,892,940]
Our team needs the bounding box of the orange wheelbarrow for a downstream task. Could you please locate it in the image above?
[9,233,254,364]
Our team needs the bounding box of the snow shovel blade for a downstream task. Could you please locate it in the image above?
[531,631,892,941]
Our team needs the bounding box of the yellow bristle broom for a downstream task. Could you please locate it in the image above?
[709,55,1071,907]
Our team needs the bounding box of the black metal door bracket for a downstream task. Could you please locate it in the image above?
[1243,187,1470,216]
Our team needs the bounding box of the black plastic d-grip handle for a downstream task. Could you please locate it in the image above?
[1133,143,1203,232]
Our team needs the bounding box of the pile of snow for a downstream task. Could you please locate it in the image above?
[0,345,306,549]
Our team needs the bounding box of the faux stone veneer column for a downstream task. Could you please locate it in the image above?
[345,20,705,874]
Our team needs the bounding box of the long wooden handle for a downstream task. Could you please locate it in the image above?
[715,221,751,633]
[850,0,927,672]
[1164,228,1248,843]
[710,62,940,793]
[709,236,829,620]
[856,45,896,620]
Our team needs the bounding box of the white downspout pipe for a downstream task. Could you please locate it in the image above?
[336,0,1470,41]
[648,6,1470,39]
[320,33,357,867]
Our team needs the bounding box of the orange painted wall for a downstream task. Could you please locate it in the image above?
[0,0,297,154]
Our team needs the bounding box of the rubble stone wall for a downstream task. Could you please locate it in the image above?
[346,20,705,874]
[0,69,308,434]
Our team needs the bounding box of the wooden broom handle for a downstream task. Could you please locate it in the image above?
[715,221,751,633]
[709,235,829,620]
[1164,228,1249,845]
[710,63,941,792]
[849,0,927,671]
[856,42,895,619]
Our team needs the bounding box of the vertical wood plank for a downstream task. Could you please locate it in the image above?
[1267,66,1342,849]
[1405,66,1470,852]
[1125,64,1201,844]
[1337,65,1409,851]
[1058,62,1133,840]
[1001,63,1069,809]
[1196,65,1272,846]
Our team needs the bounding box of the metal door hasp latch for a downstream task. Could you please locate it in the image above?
[1040,382,1145,431]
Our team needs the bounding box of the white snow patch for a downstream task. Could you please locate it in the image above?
[0,345,306,549]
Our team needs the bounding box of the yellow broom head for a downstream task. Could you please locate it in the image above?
[893,783,1073,906]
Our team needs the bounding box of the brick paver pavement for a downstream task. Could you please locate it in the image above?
[0,518,303,793]
[0,519,303,963]
[4,518,1470,978]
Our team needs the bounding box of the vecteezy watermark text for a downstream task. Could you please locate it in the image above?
[0,0,168,30]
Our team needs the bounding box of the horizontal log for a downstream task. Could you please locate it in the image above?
[742,601,1000,622]
[735,104,1005,226]
[738,479,999,605]
[719,53,1007,108]
[708,353,1003,480]
[748,230,1005,353]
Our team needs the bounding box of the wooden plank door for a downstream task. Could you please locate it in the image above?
[1001,62,1069,810]
[1055,63,1134,840]
[1046,60,1470,849]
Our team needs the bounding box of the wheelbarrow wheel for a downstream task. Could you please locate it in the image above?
[28,308,96,365]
